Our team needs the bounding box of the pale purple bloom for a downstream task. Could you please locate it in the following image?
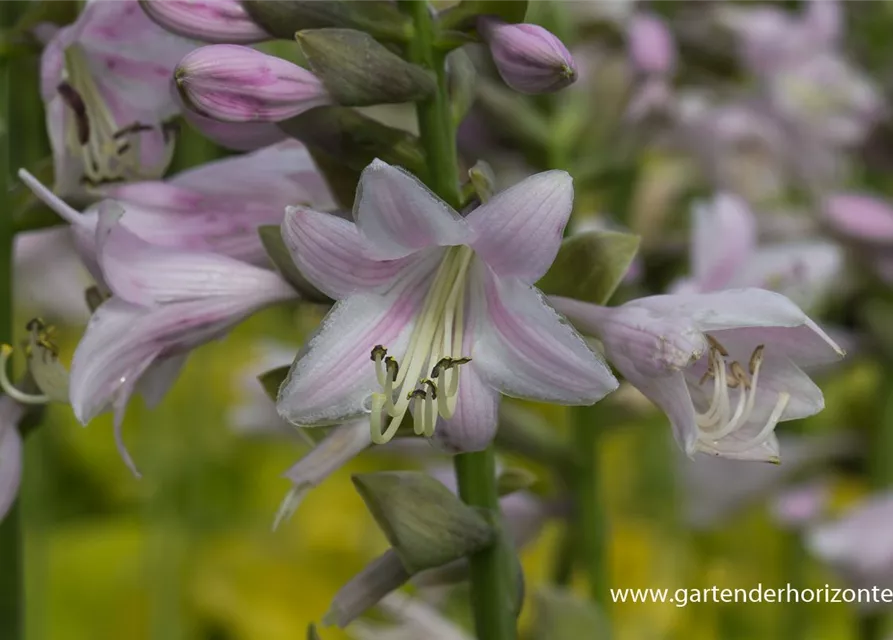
[175,45,330,123]
[477,19,577,94]
[0,396,25,523]
[808,492,893,599]
[277,160,617,452]
[140,0,270,44]
[824,193,893,244]
[20,141,334,270]
[771,480,830,530]
[45,203,296,476]
[552,289,844,461]
[15,227,92,322]
[41,0,197,196]
[673,193,842,310]
[348,591,471,640]
[627,13,675,76]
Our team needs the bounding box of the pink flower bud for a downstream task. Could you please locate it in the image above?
[140,0,270,43]
[477,18,577,94]
[175,45,330,123]
[824,193,893,243]
[627,13,676,76]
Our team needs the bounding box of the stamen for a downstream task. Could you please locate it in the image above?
[0,345,50,405]
[706,334,728,357]
[371,345,387,387]
[718,392,791,453]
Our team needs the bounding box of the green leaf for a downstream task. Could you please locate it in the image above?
[258,225,331,304]
[242,0,412,41]
[447,48,477,126]
[536,230,640,305]
[277,106,426,178]
[258,366,290,402]
[352,471,496,574]
[496,467,538,496]
[438,0,528,32]
[297,29,435,107]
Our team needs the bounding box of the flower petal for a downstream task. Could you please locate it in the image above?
[180,102,287,150]
[435,364,500,453]
[471,265,618,405]
[96,203,296,306]
[691,193,756,290]
[466,170,573,283]
[698,431,781,463]
[137,354,189,409]
[354,159,472,259]
[282,207,421,299]
[0,399,24,522]
[623,369,699,455]
[277,284,428,426]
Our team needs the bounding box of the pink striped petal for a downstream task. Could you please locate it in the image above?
[354,160,472,259]
[181,105,287,150]
[471,265,617,405]
[277,284,429,426]
[282,207,419,299]
[434,364,500,453]
[624,369,699,455]
[466,170,573,283]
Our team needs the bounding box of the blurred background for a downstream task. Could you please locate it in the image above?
[6,0,893,638]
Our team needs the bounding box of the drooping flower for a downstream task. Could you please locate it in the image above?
[277,159,617,452]
[40,0,197,196]
[175,45,330,123]
[0,396,25,523]
[672,192,842,311]
[808,492,893,597]
[347,591,471,640]
[477,19,577,94]
[552,289,844,461]
[139,0,271,44]
[19,140,334,271]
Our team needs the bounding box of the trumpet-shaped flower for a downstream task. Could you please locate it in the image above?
[0,396,25,523]
[552,289,843,461]
[23,202,298,475]
[19,140,334,272]
[673,192,842,310]
[277,160,616,451]
[139,0,271,44]
[40,0,197,196]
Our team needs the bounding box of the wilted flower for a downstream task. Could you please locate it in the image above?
[40,0,197,196]
[477,18,577,94]
[277,159,617,452]
[348,591,471,640]
[0,396,25,523]
[552,289,844,461]
[809,492,893,598]
[673,192,842,310]
[20,140,334,270]
[139,0,271,43]
[175,45,330,123]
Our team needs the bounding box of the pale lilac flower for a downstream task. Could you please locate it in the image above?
[348,591,471,640]
[627,13,675,76]
[771,480,830,530]
[477,19,577,94]
[139,0,270,44]
[277,160,617,452]
[53,204,296,476]
[552,289,844,461]
[673,193,842,310]
[175,45,330,123]
[15,228,92,322]
[0,397,25,523]
[19,141,334,269]
[41,0,197,196]
[808,492,893,598]
[824,193,893,244]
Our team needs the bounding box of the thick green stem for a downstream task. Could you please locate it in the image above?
[399,2,516,638]
[571,406,611,623]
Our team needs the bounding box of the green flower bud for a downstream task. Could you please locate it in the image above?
[242,0,412,42]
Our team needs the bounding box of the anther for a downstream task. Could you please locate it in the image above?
[421,379,438,399]
[385,356,399,379]
[749,345,765,375]
[706,335,728,357]
[729,361,751,390]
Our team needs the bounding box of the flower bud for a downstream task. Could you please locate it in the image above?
[296,28,435,106]
[139,0,271,43]
[175,45,330,123]
[477,18,577,94]
[627,13,676,76]
[824,193,893,244]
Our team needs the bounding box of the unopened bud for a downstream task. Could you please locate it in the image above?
[352,471,495,574]
[477,18,577,94]
[139,0,270,43]
[175,45,330,123]
[242,0,411,42]
[627,13,676,76]
[296,28,435,107]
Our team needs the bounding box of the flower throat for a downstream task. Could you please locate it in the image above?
[369,246,475,444]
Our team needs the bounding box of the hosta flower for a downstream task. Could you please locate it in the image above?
[278,160,616,451]
[40,0,197,196]
[15,227,92,321]
[552,289,844,461]
[808,492,893,598]
[348,592,471,640]
[625,13,676,120]
[0,396,25,523]
[139,0,271,44]
[19,140,334,271]
[673,192,842,310]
